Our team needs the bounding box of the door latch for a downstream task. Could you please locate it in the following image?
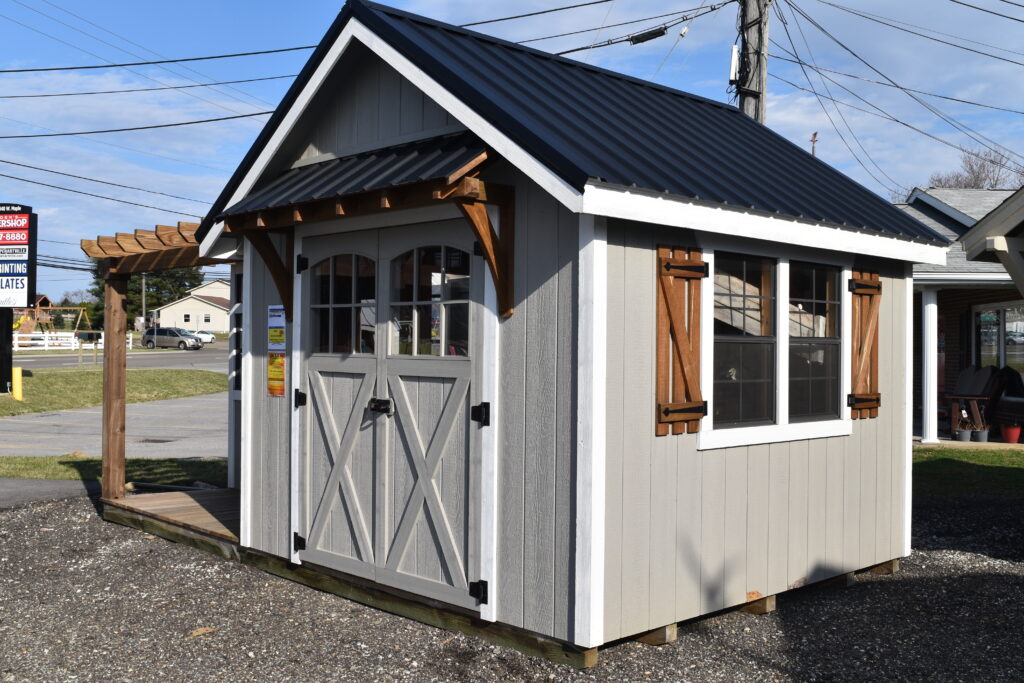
[368,397,393,415]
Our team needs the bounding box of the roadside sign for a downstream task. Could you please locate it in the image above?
[0,204,36,309]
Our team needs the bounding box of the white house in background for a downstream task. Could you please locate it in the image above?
[152,279,231,333]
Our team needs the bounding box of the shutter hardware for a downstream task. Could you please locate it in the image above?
[662,261,708,277]
[847,394,881,408]
[468,580,489,604]
[470,402,490,426]
[848,279,881,292]
[660,401,707,419]
[294,389,307,408]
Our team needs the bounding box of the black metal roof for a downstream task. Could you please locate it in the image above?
[218,131,485,217]
[197,0,947,246]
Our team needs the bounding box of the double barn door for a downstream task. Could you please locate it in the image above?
[297,223,482,610]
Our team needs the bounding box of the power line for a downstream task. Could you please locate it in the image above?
[0,75,296,100]
[998,0,1024,7]
[461,0,612,27]
[557,1,733,55]
[0,172,205,218]
[39,239,80,245]
[39,0,278,109]
[769,53,1024,115]
[0,158,210,203]
[815,0,1024,68]
[0,113,231,172]
[519,7,703,43]
[947,0,1024,23]
[0,111,271,139]
[0,44,315,74]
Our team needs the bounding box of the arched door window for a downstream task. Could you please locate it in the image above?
[390,246,470,357]
[309,254,376,354]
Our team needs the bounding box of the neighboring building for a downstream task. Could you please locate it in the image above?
[896,188,1018,441]
[152,279,231,332]
[125,0,948,662]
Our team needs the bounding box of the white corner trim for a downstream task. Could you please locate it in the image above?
[289,235,304,565]
[478,239,500,623]
[200,18,583,256]
[239,239,255,548]
[582,183,949,266]
[903,265,914,556]
[575,214,606,648]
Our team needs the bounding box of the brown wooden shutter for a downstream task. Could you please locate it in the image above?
[656,245,706,435]
[849,270,882,418]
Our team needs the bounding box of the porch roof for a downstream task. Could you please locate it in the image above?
[219,130,487,219]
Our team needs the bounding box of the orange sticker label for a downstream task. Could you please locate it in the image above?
[268,352,286,397]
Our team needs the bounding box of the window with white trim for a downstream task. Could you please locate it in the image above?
[183,313,191,323]
[789,262,841,422]
[204,313,211,323]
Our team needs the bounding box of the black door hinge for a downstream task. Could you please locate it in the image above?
[470,402,490,426]
[296,255,309,274]
[294,389,307,408]
[368,397,393,414]
[293,532,306,551]
[469,580,488,604]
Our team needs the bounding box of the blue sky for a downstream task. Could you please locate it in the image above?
[1,0,1021,298]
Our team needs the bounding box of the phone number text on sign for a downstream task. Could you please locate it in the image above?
[0,228,29,244]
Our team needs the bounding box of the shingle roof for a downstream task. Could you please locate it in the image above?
[917,188,1017,223]
[193,295,231,310]
[218,131,485,218]
[197,0,948,247]
[897,202,1007,275]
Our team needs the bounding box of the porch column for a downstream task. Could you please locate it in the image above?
[102,273,129,499]
[921,287,939,443]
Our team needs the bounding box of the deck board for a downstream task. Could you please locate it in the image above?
[103,490,240,542]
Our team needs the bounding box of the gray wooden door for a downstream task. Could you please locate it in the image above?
[299,222,481,611]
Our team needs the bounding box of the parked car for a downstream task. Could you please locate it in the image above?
[193,330,216,344]
[1007,331,1024,345]
[142,327,203,350]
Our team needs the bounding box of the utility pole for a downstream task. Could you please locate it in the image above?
[738,0,771,123]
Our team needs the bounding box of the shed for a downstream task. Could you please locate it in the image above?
[118,0,951,665]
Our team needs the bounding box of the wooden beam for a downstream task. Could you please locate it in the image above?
[155,224,187,247]
[133,229,169,251]
[445,150,490,186]
[454,199,515,317]
[636,623,678,645]
[97,235,132,258]
[866,558,900,575]
[244,231,293,321]
[80,239,105,259]
[741,594,776,615]
[101,274,129,500]
[110,245,202,275]
[115,232,147,254]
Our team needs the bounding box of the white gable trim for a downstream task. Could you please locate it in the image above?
[962,187,1024,259]
[583,182,949,265]
[907,188,977,229]
[201,18,582,257]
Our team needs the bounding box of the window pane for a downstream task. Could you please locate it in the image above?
[790,343,840,421]
[333,308,353,354]
[713,341,775,426]
[714,253,774,337]
[417,304,441,356]
[1006,305,1024,373]
[312,308,330,353]
[334,255,353,305]
[312,259,331,305]
[356,306,375,354]
[418,246,443,302]
[790,262,840,339]
[391,250,415,302]
[391,306,413,355]
[355,256,376,304]
[976,309,999,367]
[445,248,471,300]
[445,303,469,356]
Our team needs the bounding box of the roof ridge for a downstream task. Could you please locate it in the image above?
[357,0,741,115]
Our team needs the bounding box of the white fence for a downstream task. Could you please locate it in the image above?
[13,332,134,351]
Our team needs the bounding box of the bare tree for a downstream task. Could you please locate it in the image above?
[928,147,1024,189]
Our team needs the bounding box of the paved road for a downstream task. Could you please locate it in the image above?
[0,393,228,460]
[12,345,229,373]
[0,478,99,509]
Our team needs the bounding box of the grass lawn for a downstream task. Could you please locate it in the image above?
[0,455,227,487]
[0,368,227,416]
[913,447,1024,497]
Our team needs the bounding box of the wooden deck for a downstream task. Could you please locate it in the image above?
[103,489,240,542]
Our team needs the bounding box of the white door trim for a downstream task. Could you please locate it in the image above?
[239,239,255,548]
[289,234,304,564]
[478,206,501,623]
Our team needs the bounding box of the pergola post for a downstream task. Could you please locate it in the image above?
[920,287,939,443]
[102,273,129,500]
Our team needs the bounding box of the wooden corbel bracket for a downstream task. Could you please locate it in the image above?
[243,230,294,322]
[451,178,515,318]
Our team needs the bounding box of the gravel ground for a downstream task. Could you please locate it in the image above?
[1,493,1021,682]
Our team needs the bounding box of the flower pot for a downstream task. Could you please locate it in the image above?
[972,429,989,442]
[955,429,972,442]
[1002,425,1022,444]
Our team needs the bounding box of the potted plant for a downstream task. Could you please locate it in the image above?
[972,419,990,443]
[1002,420,1022,444]
[955,417,973,442]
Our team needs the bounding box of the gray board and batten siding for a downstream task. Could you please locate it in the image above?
[240,161,580,642]
[273,41,464,172]
[603,219,909,642]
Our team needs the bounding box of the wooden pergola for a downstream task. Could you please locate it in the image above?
[80,222,234,500]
